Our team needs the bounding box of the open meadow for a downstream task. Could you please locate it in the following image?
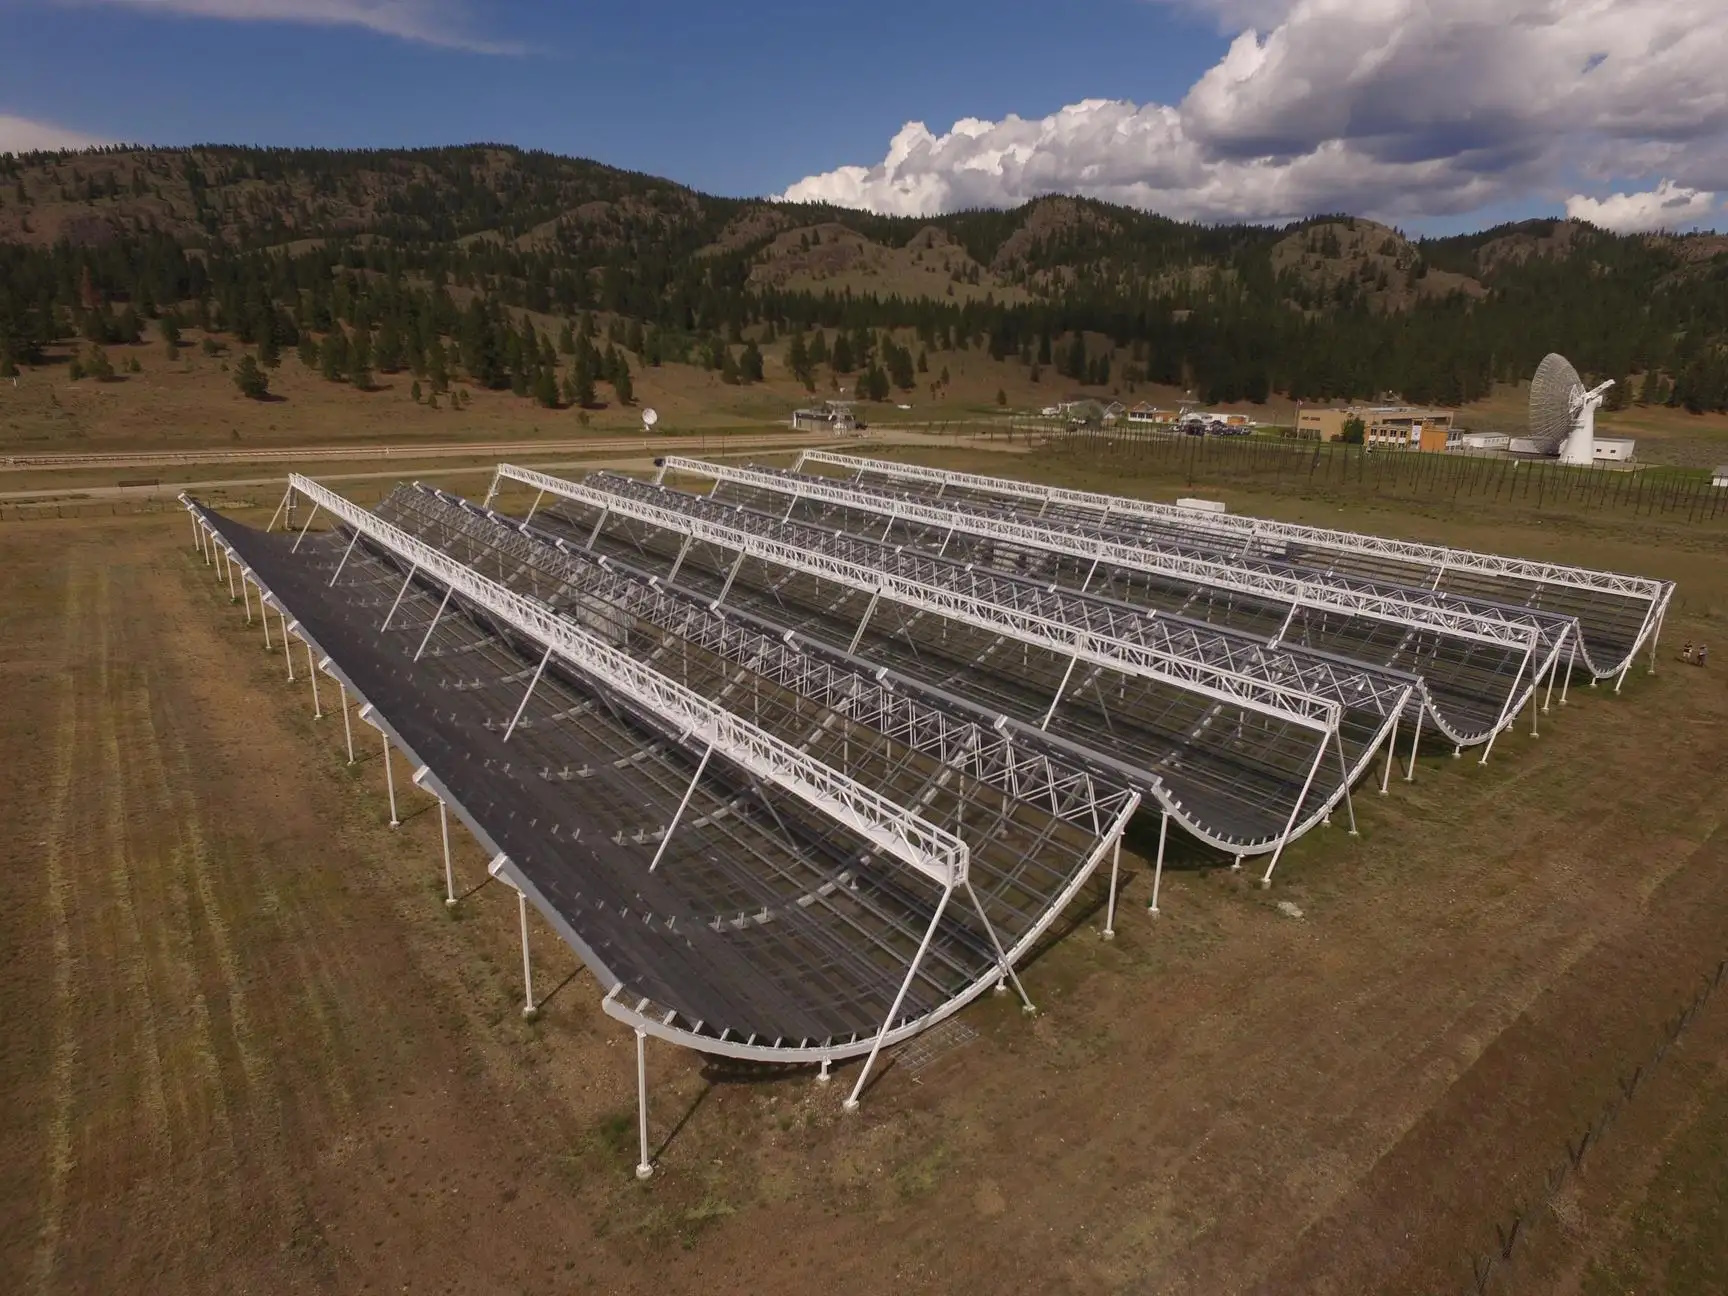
[3,433,1727,1295]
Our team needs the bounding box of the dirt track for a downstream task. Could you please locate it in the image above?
[3,505,1726,1295]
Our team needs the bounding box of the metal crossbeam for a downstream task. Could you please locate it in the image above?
[491,464,1343,731]
[674,456,1560,652]
[287,474,970,887]
[795,451,1670,602]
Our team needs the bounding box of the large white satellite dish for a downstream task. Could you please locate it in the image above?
[1528,353,1613,465]
[643,408,659,430]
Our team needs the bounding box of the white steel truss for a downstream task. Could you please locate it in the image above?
[285,473,970,888]
[491,463,1347,732]
[672,456,1567,657]
[796,450,1671,606]
[180,493,1138,1086]
[404,486,1140,838]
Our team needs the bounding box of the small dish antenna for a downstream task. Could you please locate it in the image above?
[643,408,659,430]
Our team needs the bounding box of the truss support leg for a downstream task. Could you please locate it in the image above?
[847,589,882,656]
[524,488,544,525]
[1079,554,1101,594]
[281,611,295,680]
[1614,657,1632,695]
[937,527,955,558]
[845,886,952,1112]
[817,1058,831,1085]
[1261,734,1329,888]
[1529,677,1540,737]
[267,487,291,533]
[1405,707,1424,782]
[307,645,323,718]
[414,586,454,661]
[1561,639,1577,705]
[715,549,746,608]
[519,889,538,1020]
[1101,836,1121,940]
[224,549,237,601]
[291,501,322,553]
[383,730,400,827]
[965,879,1034,1014]
[262,597,273,650]
[241,573,254,624]
[380,563,419,633]
[440,800,456,906]
[666,534,694,587]
[504,644,554,742]
[1148,811,1168,916]
[340,683,355,764]
[635,1029,653,1179]
[1335,728,1358,836]
[1647,605,1666,675]
[584,507,610,552]
[1039,652,1081,731]
[1379,712,1400,795]
[1543,649,1561,713]
[649,743,714,873]
[329,529,361,587]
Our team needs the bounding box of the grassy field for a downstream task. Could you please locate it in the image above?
[3,441,1727,1294]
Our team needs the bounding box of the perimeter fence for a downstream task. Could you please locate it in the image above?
[1459,953,1728,1294]
[977,425,1728,524]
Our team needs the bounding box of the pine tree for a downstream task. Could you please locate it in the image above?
[788,331,812,388]
[350,330,373,389]
[558,320,575,355]
[1065,333,1087,381]
[808,330,829,367]
[614,359,633,405]
[298,335,317,369]
[720,348,740,385]
[832,333,853,374]
[320,328,348,383]
[427,339,449,393]
[234,354,269,400]
[159,314,181,360]
[534,367,559,408]
[572,346,596,407]
[740,340,764,383]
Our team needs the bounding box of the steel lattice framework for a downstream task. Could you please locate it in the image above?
[794,450,1673,680]
[491,463,1403,731]
[290,473,970,887]
[489,463,1421,872]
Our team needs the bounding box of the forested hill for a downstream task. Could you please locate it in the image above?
[3,143,1728,412]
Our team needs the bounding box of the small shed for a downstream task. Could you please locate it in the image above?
[1713,465,1728,489]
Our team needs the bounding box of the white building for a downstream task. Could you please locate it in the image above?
[1591,438,1636,463]
[1712,465,1728,489]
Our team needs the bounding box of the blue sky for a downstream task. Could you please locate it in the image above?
[1,0,1722,233]
[0,0,1227,197]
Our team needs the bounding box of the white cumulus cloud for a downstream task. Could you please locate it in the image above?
[1565,180,1718,232]
[0,113,110,154]
[781,0,1728,225]
[58,0,519,54]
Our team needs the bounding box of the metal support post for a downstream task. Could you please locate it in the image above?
[262,597,273,650]
[715,549,747,607]
[518,888,538,1018]
[1079,554,1101,594]
[223,549,237,601]
[1334,728,1358,836]
[1039,652,1081,730]
[1647,604,1666,675]
[1148,811,1168,915]
[307,644,323,718]
[635,1029,653,1179]
[1478,644,1534,765]
[383,730,400,827]
[1405,706,1424,781]
[339,682,355,763]
[649,743,714,872]
[440,801,456,906]
[1614,655,1633,695]
[1560,639,1577,705]
[666,534,694,587]
[524,488,545,524]
[1542,646,1561,713]
[1529,674,1541,737]
[291,502,322,553]
[1379,712,1400,795]
[1260,734,1329,887]
[1101,836,1121,939]
[583,507,610,551]
[414,586,455,661]
[241,573,254,624]
[329,529,362,587]
[845,886,952,1111]
[379,564,419,633]
[266,487,291,533]
[847,589,882,655]
[281,612,295,680]
[817,1058,832,1085]
[503,644,554,742]
[963,879,1034,1014]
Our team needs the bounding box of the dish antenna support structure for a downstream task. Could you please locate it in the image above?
[1529,353,1613,466]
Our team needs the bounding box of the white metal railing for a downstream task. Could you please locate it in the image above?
[680,456,1559,652]
[491,464,1342,732]
[288,474,969,887]
[795,451,1669,602]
